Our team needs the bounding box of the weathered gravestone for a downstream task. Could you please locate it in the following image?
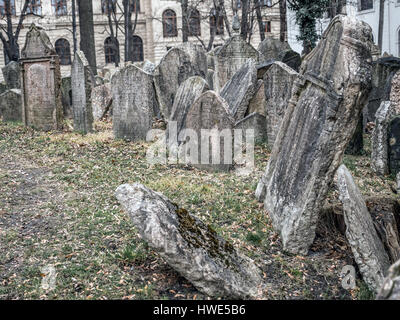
[263,61,298,148]
[206,69,214,90]
[247,80,265,116]
[388,116,400,175]
[184,91,235,172]
[371,101,393,175]
[20,23,63,131]
[255,15,373,255]
[391,69,400,113]
[337,165,390,293]
[176,42,208,78]
[154,48,195,119]
[92,83,112,121]
[0,82,7,95]
[134,60,156,74]
[377,259,400,300]
[0,89,22,122]
[220,59,258,122]
[71,51,93,134]
[258,38,301,72]
[213,20,259,92]
[169,76,209,135]
[2,61,21,89]
[60,76,72,118]
[364,57,400,126]
[345,115,364,155]
[234,112,267,144]
[116,183,264,299]
[112,64,155,141]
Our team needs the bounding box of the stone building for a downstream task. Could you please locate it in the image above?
[0,0,280,81]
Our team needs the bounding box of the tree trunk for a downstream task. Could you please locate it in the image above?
[240,0,249,40]
[181,0,189,42]
[378,0,385,51]
[279,0,287,42]
[254,0,265,42]
[77,0,97,75]
[72,0,77,53]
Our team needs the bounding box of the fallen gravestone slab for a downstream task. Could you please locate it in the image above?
[255,15,373,254]
[376,259,400,300]
[220,59,258,122]
[337,165,390,293]
[116,183,264,299]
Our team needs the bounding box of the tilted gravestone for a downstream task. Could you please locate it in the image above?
[388,116,400,175]
[71,51,94,134]
[154,48,195,119]
[255,15,373,255]
[2,61,21,89]
[220,59,258,122]
[184,91,235,172]
[169,76,209,135]
[176,42,208,79]
[20,23,63,131]
[234,112,267,144]
[337,165,390,293]
[116,183,264,299]
[364,57,400,126]
[112,64,155,141]
[263,61,298,148]
[213,23,259,92]
[91,83,112,121]
[247,80,265,116]
[0,89,22,122]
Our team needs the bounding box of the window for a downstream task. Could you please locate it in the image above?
[210,9,224,35]
[131,36,143,62]
[102,0,116,15]
[188,9,201,36]
[26,0,42,15]
[163,10,178,37]
[104,37,119,64]
[358,0,373,11]
[260,0,272,6]
[264,20,271,33]
[131,0,140,12]
[55,39,71,65]
[0,0,16,16]
[52,0,67,16]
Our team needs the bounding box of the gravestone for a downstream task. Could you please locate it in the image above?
[247,80,265,116]
[371,101,393,175]
[71,51,94,134]
[184,91,235,172]
[154,48,195,119]
[206,69,214,90]
[213,21,259,92]
[257,37,291,62]
[345,115,364,155]
[116,183,264,299]
[92,83,112,121]
[278,50,302,73]
[390,70,400,113]
[176,42,208,78]
[377,259,400,300]
[364,57,400,125]
[0,89,22,122]
[60,77,72,118]
[112,64,155,141]
[0,82,7,95]
[169,76,209,135]
[134,60,156,74]
[337,165,390,293]
[255,16,373,255]
[234,112,267,144]
[263,61,298,148]
[388,116,400,175]
[2,61,21,89]
[220,59,258,122]
[20,23,63,131]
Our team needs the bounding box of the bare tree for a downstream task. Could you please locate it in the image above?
[0,0,31,62]
[378,0,385,51]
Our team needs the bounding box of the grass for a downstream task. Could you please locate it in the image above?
[0,120,395,300]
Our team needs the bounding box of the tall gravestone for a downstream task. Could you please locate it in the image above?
[255,15,373,255]
[213,17,259,92]
[154,48,195,119]
[20,23,63,131]
[263,61,298,148]
[112,64,155,141]
[2,61,21,89]
[71,51,94,134]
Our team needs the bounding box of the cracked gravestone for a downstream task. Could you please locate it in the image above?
[115,183,264,299]
[255,15,373,255]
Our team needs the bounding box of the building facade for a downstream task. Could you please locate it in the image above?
[287,0,400,57]
[0,0,281,81]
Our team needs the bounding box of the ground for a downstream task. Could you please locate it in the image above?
[0,120,396,300]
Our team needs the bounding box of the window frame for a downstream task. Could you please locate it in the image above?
[163,9,178,38]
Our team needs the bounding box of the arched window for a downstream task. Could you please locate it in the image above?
[188,9,201,36]
[104,37,119,64]
[210,9,224,36]
[163,9,177,38]
[131,36,144,62]
[55,39,71,65]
